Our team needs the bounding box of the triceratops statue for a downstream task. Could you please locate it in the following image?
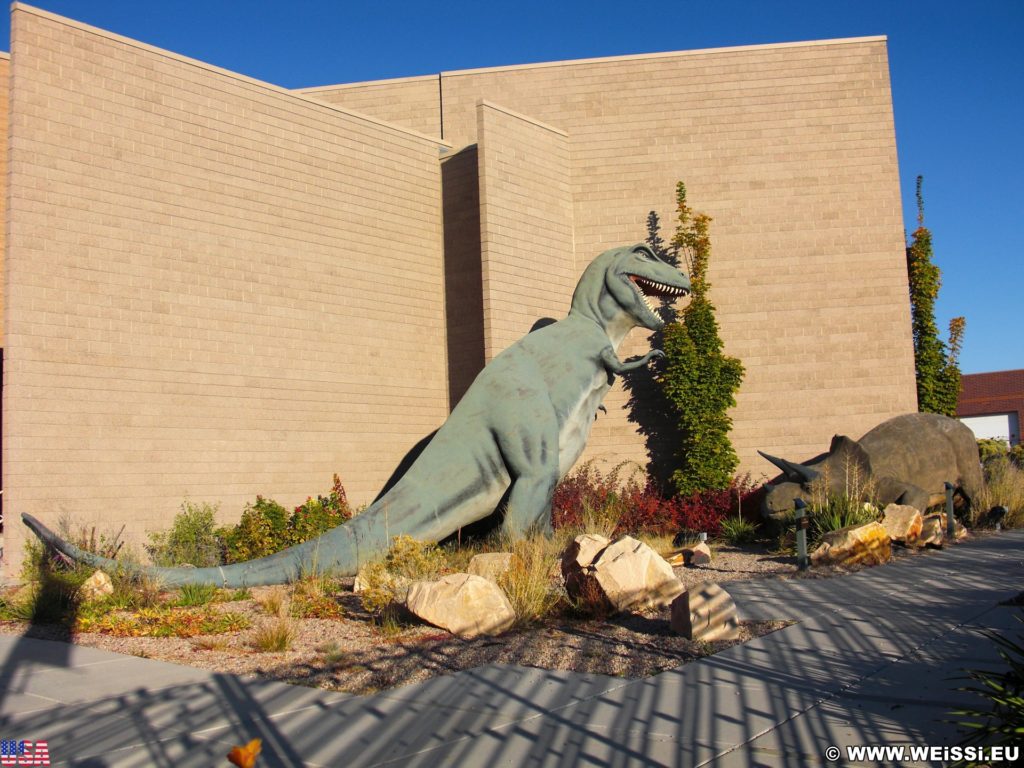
[759,412,984,517]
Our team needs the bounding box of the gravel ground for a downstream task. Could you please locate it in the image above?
[0,539,960,695]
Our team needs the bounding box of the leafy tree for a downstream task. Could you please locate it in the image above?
[906,176,965,416]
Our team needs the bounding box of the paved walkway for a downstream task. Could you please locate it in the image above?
[1,531,1021,767]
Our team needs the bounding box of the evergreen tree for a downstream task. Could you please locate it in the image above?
[659,182,744,495]
[906,176,965,416]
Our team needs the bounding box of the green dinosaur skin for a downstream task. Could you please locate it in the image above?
[22,244,690,586]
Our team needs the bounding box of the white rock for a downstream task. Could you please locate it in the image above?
[562,535,683,614]
[405,573,516,639]
[79,570,114,602]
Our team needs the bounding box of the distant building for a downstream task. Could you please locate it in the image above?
[957,370,1024,446]
[0,5,917,575]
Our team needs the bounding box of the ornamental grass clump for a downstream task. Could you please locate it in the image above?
[251,616,296,652]
[174,583,219,607]
[719,516,759,546]
[977,457,1024,528]
[496,534,565,627]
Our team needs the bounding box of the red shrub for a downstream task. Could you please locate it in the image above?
[551,462,635,530]
[552,466,759,537]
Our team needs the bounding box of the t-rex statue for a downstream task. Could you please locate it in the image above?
[22,244,690,586]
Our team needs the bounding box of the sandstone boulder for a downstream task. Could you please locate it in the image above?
[682,542,712,566]
[810,521,891,567]
[562,535,684,613]
[79,569,114,602]
[405,573,515,639]
[916,515,944,548]
[670,581,739,641]
[881,504,923,545]
[561,534,611,576]
[467,552,518,583]
[917,513,967,548]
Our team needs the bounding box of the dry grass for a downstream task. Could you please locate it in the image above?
[251,616,295,652]
[977,458,1024,527]
[496,534,564,627]
[257,587,288,618]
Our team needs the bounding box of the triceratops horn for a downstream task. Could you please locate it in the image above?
[757,451,820,484]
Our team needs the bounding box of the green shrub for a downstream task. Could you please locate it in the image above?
[979,438,1011,465]
[12,538,92,625]
[221,475,353,564]
[147,501,223,567]
[222,496,290,564]
[288,474,354,544]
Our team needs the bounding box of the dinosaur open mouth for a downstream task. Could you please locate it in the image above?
[628,275,689,313]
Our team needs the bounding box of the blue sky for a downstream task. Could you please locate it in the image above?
[2,1,1020,374]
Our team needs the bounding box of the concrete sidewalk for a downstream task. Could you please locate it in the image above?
[1,531,1021,767]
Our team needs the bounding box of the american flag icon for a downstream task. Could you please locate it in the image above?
[0,740,50,766]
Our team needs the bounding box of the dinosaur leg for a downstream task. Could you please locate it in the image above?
[496,418,560,538]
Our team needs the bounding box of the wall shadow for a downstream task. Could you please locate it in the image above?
[441,145,485,410]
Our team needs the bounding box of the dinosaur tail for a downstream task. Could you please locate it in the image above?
[21,511,361,588]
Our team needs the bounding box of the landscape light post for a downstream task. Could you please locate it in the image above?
[794,499,809,571]
[944,482,955,540]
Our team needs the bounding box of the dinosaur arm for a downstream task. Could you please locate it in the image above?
[600,347,665,374]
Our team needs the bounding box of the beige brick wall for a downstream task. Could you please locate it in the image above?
[436,39,916,478]
[0,53,8,344]
[2,6,449,575]
[477,101,575,360]
[298,75,441,139]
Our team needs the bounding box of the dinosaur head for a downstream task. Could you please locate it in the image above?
[571,244,690,335]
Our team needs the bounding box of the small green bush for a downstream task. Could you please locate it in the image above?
[222,496,290,564]
[288,474,354,544]
[221,475,353,564]
[147,501,223,567]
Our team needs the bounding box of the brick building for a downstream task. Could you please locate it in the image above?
[957,370,1024,446]
[0,4,917,574]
